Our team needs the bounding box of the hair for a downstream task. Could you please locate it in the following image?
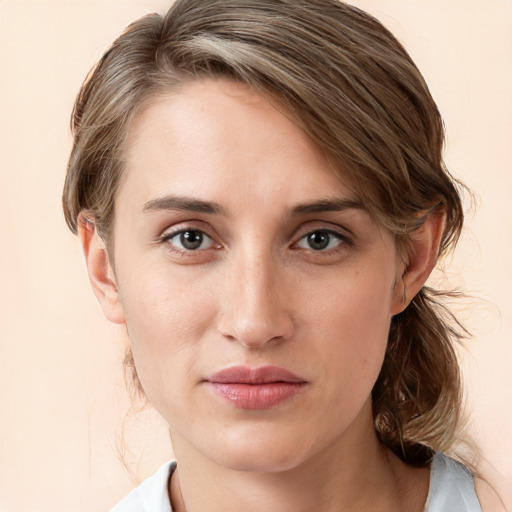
[63,0,466,466]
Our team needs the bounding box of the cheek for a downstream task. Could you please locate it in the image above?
[309,266,394,388]
[116,267,215,405]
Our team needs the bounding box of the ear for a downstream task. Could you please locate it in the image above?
[391,211,446,315]
[77,216,126,324]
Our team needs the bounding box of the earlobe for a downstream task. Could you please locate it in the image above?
[391,212,446,315]
[77,216,126,324]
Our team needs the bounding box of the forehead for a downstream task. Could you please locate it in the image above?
[124,78,327,168]
[120,78,357,207]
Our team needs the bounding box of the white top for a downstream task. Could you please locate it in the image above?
[424,454,482,511]
[110,453,482,512]
[111,461,176,512]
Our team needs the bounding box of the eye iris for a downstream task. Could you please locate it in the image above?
[307,231,330,250]
[180,230,203,250]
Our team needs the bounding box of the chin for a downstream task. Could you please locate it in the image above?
[205,427,316,474]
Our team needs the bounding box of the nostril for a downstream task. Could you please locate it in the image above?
[217,311,294,348]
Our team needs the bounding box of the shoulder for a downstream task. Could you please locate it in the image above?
[110,461,176,512]
[474,477,507,512]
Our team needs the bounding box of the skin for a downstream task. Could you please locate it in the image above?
[80,79,450,511]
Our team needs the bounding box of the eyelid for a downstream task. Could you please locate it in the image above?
[161,226,210,240]
[297,230,350,251]
[159,218,217,240]
[292,222,354,244]
[159,223,222,254]
[165,229,215,250]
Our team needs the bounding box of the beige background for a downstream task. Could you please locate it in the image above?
[0,1,511,510]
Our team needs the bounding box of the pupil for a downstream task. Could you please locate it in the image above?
[308,231,329,250]
[180,230,203,250]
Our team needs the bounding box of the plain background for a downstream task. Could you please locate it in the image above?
[0,1,511,510]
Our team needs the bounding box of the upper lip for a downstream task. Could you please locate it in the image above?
[205,365,306,384]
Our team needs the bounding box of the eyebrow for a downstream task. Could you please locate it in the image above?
[291,198,364,215]
[142,195,364,216]
[143,195,226,215]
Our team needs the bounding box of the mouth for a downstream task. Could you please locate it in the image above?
[204,365,308,410]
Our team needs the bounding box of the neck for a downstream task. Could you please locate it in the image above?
[169,403,430,512]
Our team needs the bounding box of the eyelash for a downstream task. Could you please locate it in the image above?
[294,229,352,253]
[160,228,219,257]
[159,227,353,257]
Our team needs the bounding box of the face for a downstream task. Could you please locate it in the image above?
[107,79,405,473]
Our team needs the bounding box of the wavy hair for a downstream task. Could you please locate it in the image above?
[63,0,466,466]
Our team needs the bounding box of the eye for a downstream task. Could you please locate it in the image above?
[296,230,345,251]
[164,229,215,251]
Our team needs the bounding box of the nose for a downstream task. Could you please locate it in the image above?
[216,249,294,349]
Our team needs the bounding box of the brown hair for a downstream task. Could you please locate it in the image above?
[63,0,465,466]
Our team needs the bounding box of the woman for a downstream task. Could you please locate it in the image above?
[62,0,504,510]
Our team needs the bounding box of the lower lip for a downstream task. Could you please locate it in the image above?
[206,382,306,410]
